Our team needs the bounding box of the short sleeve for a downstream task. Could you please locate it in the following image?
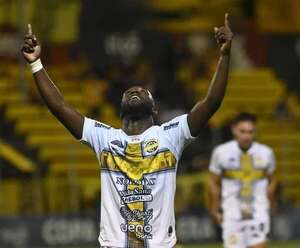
[209,148,222,175]
[161,114,195,155]
[266,149,276,175]
[79,117,111,154]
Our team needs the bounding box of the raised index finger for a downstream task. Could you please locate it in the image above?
[224,13,230,28]
[28,24,32,35]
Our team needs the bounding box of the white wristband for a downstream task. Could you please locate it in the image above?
[30,59,43,74]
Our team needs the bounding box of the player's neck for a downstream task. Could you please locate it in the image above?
[122,115,154,135]
[238,143,252,153]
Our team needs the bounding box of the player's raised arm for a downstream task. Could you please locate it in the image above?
[21,24,84,139]
[187,13,233,137]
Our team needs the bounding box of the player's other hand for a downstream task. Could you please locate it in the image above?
[21,24,41,63]
[214,13,233,55]
[211,211,223,225]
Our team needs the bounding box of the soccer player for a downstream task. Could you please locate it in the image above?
[209,112,277,248]
[21,14,233,248]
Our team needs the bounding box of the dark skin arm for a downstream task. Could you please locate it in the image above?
[267,173,278,214]
[209,173,223,224]
[21,24,84,139]
[187,13,233,137]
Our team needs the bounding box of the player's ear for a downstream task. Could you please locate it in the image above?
[231,124,237,136]
[152,108,158,116]
[252,125,257,135]
[151,106,159,124]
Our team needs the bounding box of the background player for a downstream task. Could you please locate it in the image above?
[21,15,233,248]
[209,112,277,248]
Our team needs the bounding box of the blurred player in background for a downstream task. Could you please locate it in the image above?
[209,112,277,248]
[21,14,233,248]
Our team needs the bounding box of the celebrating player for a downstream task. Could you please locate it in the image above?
[21,14,233,248]
[209,112,277,248]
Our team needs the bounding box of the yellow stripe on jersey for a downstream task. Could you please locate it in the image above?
[100,143,177,180]
[127,183,145,247]
[100,142,177,246]
[223,153,267,198]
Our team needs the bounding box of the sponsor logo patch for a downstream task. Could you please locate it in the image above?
[120,207,153,222]
[163,121,179,131]
[94,122,111,129]
[144,139,158,153]
[254,157,266,168]
[228,234,238,245]
[121,194,153,204]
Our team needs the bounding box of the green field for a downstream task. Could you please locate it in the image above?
[180,241,300,248]
[57,242,300,248]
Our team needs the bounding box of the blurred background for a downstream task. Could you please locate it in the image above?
[1,0,300,247]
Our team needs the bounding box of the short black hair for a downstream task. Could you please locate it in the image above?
[232,112,257,125]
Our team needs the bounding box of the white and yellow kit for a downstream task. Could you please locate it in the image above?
[80,114,194,248]
[209,140,276,248]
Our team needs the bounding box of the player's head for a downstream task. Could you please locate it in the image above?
[231,112,257,150]
[120,86,157,120]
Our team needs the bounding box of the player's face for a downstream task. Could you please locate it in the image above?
[120,86,155,119]
[232,121,256,150]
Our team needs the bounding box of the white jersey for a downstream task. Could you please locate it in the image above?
[209,141,275,222]
[80,114,194,248]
